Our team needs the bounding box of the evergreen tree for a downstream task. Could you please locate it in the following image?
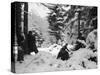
[47,4,68,43]
[42,3,97,44]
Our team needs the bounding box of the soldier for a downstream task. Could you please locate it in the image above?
[57,43,69,61]
[27,31,38,54]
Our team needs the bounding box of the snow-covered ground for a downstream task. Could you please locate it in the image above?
[15,47,97,73]
[15,29,98,73]
[15,30,98,73]
[31,44,62,56]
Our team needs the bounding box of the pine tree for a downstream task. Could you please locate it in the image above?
[42,3,97,44]
[47,4,68,43]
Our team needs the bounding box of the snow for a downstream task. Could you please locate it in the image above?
[15,32,98,73]
[67,44,75,51]
[15,46,97,73]
[86,29,97,50]
[37,44,62,56]
[66,48,97,69]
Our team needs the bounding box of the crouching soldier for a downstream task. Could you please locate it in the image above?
[57,43,69,61]
[74,39,86,51]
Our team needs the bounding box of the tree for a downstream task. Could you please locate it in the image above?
[47,4,70,43]
[42,3,97,44]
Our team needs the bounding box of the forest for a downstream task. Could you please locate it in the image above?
[14,3,97,73]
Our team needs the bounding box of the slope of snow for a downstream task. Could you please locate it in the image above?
[15,47,97,73]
